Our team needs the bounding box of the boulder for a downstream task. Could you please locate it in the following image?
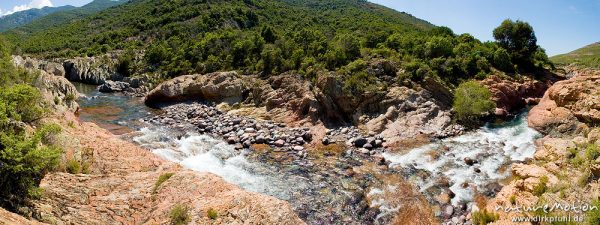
[145,71,245,108]
[528,69,600,135]
[99,81,130,93]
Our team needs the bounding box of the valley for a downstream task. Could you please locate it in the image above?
[0,0,599,225]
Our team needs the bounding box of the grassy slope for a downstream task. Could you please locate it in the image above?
[551,42,600,68]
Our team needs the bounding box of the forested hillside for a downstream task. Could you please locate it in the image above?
[5,0,552,92]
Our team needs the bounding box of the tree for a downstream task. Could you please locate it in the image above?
[453,81,495,123]
[260,26,277,44]
[493,19,538,68]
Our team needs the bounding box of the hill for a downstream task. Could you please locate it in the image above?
[4,0,126,35]
[4,0,551,88]
[0,6,76,32]
[551,42,600,68]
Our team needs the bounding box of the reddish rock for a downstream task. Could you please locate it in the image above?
[480,75,554,114]
[528,69,600,135]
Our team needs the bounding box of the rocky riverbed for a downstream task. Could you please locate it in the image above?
[123,101,539,225]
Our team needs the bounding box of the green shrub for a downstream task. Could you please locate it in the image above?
[64,93,76,102]
[66,159,82,174]
[0,124,62,210]
[453,81,495,124]
[207,208,218,220]
[169,204,190,225]
[586,200,600,225]
[532,175,548,196]
[471,209,499,225]
[153,172,174,193]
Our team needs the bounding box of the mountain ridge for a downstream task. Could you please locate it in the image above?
[0,6,76,32]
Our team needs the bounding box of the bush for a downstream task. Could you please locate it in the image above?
[65,159,82,174]
[153,172,174,193]
[586,200,600,225]
[471,209,499,225]
[169,204,190,225]
[453,81,495,123]
[0,124,62,210]
[207,208,218,220]
[532,175,548,196]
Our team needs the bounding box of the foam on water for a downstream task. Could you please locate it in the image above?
[132,126,298,200]
[383,111,541,205]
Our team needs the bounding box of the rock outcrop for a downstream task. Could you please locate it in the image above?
[145,71,246,107]
[98,80,130,93]
[12,55,65,77]
[13,56,80,112]
[528,69,600,135]
[480,75,553,116]
[63,57,121,85]
[0,208,43,225]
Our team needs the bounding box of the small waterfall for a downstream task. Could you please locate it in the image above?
[382,111,541,205]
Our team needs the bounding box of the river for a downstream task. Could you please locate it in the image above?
[74,82,541,224]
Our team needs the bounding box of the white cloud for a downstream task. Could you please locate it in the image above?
[1,0,54,16]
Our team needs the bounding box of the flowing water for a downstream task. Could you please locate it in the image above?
[381,111,541,205]
[75,83,541,223]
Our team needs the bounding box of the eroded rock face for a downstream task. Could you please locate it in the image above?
[528,69,600,135]
[480,76,552,115]
[12,55,65,77]
[13,56,80,112]
[32,113,304,225]
[144,71,246,107]
[63,57,121,85]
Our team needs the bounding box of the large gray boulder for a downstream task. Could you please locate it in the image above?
[99,81,131,93]
[144,71,246,108]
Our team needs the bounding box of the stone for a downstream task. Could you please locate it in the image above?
[322,137,330,145]
[99,81,130,93]
[145,71,245,108]
[274,139,286,147]
[464,157,475,166]
[443,204,454,218]
[363,143,373,150]
[353,137,368,148]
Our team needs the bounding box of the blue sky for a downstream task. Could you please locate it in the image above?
[2,0,599,56]
[370,0,600,56]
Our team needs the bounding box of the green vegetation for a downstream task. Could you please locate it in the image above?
[532,175,549,197]
[0,39,62,211]
[4,0,126,40]
[3,0,551,91]
[586,200,600,225]
[65,159,82,174]
[169,204,191,225]
[471,209,499,225]
[452,81,495,123]
[551,42,600,68]
[207,208,218,220]
[153,172,174,193]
